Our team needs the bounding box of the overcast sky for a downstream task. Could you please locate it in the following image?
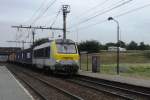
[0,0,150,48]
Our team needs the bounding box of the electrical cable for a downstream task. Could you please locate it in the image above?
[78,0,110,17]
[78,0,123,20]
[25,0,48,24]
[69,0,133,29]
[115,3,150,18]
[69,0,124,28]
[69,3,150,32]
[31,0,57,25]
[50,10,61,27]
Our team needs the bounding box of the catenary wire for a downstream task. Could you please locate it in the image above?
[69,0,133,29]
[78,0,110,17]
[31,0,57,25]
[69,0,125,28]
[69,3,150,32]
[25,0,48,24]
[77,0,124,21]
[50,10,61,27]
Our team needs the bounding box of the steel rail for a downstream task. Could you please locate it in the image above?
[9,69,47,100]
[20,70,84,100]
[66,79,134,100]
[75,77,150,97]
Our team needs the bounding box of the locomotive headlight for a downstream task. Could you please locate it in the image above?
[56,60,60,63]
[74,60,79,63]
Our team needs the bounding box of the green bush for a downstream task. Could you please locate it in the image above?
[78,40,100,53]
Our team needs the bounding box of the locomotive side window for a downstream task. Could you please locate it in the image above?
[22,53,24,59]
[34,49,44,58]
[45,47,50,57]
[33,51,37,58]
[34,47,50,58]
[38,49,44,57]
[27,52,31,59]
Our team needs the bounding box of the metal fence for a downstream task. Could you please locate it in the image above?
[80,53,100,72]
[79,51,150,78]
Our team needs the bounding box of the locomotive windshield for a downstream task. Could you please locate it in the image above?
[56,43,77,54]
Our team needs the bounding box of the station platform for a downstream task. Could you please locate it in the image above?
[78,70,150,88]
[0,65,33,100]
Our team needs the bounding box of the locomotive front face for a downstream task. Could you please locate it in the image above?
[53,40,79,73]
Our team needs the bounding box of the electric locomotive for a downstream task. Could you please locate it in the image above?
[8,39,79,74]
[32,39,79,74]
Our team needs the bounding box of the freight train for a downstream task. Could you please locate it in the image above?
[8,39,79,74]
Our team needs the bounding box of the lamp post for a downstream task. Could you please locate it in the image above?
[108,17,120,75]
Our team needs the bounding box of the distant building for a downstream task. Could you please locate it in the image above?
[0,55,8,62]
[0,47,21,62]
[108,46,126,52]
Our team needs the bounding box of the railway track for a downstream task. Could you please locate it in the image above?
[6,64,126,100]
[67,75,150,100]
[6,63,150,100]
[8,66,83,100]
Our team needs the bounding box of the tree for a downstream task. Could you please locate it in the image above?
[99,44,107,50]
[78,40,100,53]
[118,40,126,48]
[105,42,116,50]
[139,42,146,50]
[127,41,138,50]
[105,42,116,47]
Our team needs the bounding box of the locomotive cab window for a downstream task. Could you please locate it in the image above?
[34,47,50,58]
[56,43,77,54]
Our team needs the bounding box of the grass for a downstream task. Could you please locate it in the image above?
[120,63,150,79]
[80,51,150,79]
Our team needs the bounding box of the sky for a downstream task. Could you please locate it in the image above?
[0,0,150,48]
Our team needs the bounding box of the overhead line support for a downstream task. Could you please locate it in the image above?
[62,5,70,40]
[12,26,64,31]
[12,25,64,46]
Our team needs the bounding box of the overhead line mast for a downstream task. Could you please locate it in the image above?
[62,5,70,40]
[12,5,70,45]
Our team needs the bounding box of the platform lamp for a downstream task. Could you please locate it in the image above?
[108,17,120,75]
